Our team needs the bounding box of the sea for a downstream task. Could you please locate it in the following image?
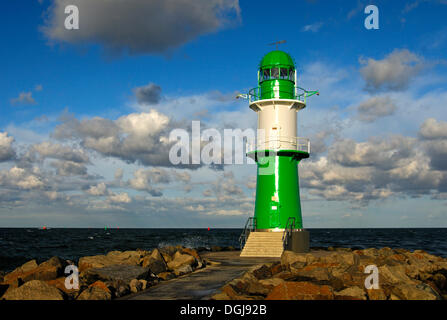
[0,228,446,272]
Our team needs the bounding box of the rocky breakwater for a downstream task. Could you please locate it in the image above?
[211,247,447,300]
[0,245,205,300]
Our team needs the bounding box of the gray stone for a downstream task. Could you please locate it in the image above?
[2,280,64,300]
[80,264,152,286]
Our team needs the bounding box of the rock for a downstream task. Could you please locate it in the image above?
[46,277,79,297]
[211,292,231,300]
[115,284,130,298]
[335,286,367,300]
[220,282,260,300]
[378,265,417,285]
[141,248,167,274]
[291,265,331,282]
[258,278,285,291]
[3,257,65,286]
[366,288,388,300]
[281,251,309,267]
[355,248,379,258]
[139,279,148,290]
[266,281,334,300]
[158,271,176,281]
[251,264,272,280]
[174,264,193,276]
[129,279,142,293]
[181,248,204,268]
[431,273,446,290]
[391,283,441,300]
[80,264,152,287]
[167,251,196,270]
[2,280,64,300]
[106,250,144,265]
[78,255,114,272]
[78,250,146,272]
[77,281,112,300]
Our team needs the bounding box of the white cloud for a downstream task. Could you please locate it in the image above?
[0,132,15,162]
[359,49,425,92]
[108,192,131,204]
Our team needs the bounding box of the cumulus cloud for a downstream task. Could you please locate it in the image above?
[356,96,397,123]
[41,0,241,55]
[10,92,36,105]
[86,182,108,196]
[0,167,45,190]
[419,118,447,140]
[128,168,171,196]
[30,142,89,163]
[359,49,425,92]
[108,192,131,204]
[134,83,162,105]
[0,132,16,162]
[50,160,88,176]
[52,109,178,167]
[419,118,447,170]
[300,128,447,204]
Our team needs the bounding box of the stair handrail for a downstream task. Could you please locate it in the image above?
[282,217,296,250]
[239,217,257,250]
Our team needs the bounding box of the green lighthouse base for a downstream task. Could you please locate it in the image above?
[248,150,309,231]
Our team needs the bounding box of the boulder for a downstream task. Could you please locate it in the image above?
[258,278,285,291]
[251,264,273,280]
[211,292,231,300]
[129,279,142,293]
[174,264,193,276]
[139,279,148,290]
[391,283,441,300]
[266,281,334,300]
[78,250,146,272]
[334,286,367,300]
[290,265,331,282]
[181,248,204,268]
[46,277,79,297]
[378,265,417,285]
[2,280,64,300]
[141,249,167,274]
[366,288,388,300]
[167,251,196,270]
[106,250,145,265]
[220,282,261,300]
[80,264,152,287]
[158,271,176,281]
[3,257,65,286]
[77,280,112,300]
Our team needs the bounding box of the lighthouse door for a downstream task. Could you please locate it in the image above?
[269,199,280,228]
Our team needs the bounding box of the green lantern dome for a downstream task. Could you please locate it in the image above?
[257,50,296,100]
[259,50,295,69]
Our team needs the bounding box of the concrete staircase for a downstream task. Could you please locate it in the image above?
[240,231,284,257]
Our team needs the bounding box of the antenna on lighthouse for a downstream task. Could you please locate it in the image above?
[268,40,287,50]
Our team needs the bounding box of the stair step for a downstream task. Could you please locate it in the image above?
[240,232,286,257]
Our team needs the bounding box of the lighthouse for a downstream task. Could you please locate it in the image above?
[238,49,318,257]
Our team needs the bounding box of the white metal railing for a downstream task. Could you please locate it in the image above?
[246,136,310,153]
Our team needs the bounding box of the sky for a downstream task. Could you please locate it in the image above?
[1,0,447,228]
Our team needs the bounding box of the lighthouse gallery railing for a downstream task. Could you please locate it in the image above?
[246,136,310,153]
[248,86,318,104]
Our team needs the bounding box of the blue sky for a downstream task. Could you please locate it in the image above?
[1,0,447,228]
